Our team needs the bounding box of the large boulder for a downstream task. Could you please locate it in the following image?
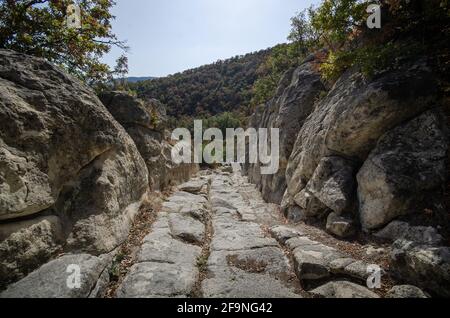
[0,50,148,286]
[357,110,448,230]
[286,63,438,205]
[99,91,198,190]
[245,56,325,204]
[307,156,356,215]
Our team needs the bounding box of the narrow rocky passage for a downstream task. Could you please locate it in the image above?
[115,167,384,298]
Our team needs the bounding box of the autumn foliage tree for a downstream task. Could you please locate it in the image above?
[0,0,126,84]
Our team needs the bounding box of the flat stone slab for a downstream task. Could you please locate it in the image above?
[287,238,344,281]
[207,247,292,279]
[116,262,199,298]
[202,248,301,298]
[202,269,301,298]
[169,214,205,245]
[0,254,111,298]
[178,179,208,194]
[211,220,278,251]
[139,231,201,265]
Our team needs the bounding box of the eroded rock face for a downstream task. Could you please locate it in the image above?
[0,50,148,285]
[0,216,64,289]
[285,63,438,207]
[307,156,356,215]
[244,57,325,204]
[357,110,448,230]
[99,91,198,191]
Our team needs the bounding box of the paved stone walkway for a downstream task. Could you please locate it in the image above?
[116,167,380,298]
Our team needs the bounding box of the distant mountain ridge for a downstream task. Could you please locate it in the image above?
[128,48,273,118]
[125,76,156,83]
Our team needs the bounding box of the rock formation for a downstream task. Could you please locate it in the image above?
[0,50,150,288]
[0,50,197,291]
[99,91,198,191]
[243,57,449,296]
[0,48,448,298]
[244,54,326,204]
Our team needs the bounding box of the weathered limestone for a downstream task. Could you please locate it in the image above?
[0,254,112,298]
[99,91,199,191]
[357,110,448,230]
[0,216,64,289]
[307,157,356,215]
[244,56,325,204]
[0,50,148,285]
[287,63,437,197]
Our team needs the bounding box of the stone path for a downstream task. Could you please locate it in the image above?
[116,167,381,298]
[1,167,385,298]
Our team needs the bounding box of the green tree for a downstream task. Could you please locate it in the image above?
[113,54,128,89]
[0,0,126,84]
[288,7,319,55]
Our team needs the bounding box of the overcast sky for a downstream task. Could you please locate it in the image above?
[102,0,319,77]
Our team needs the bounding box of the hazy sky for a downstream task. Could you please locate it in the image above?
[102,0,319,77]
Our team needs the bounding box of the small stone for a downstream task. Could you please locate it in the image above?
[366,246,386,256]
[326,212,356,238]
[269,226,304,244]
[285,205,307,223]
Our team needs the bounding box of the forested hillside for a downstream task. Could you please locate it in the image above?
[128,49,272,119]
